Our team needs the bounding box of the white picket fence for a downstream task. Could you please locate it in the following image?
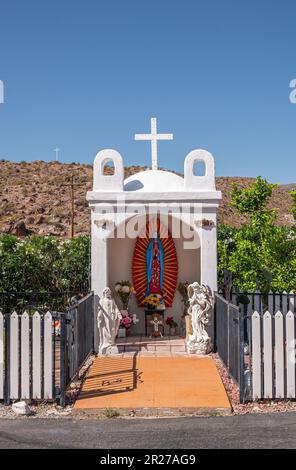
[251,309,296,400]
[231,291,295,314]
[0,310,54,401]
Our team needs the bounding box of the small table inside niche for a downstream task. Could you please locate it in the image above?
[144,309,165,337]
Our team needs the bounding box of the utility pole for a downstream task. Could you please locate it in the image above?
[70,174,74,238]
[61,173,84,239]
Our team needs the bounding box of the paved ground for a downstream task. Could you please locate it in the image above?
[74,354,230,412]
[0,413,296,448]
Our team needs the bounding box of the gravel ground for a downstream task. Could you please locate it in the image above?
[212,353,296,415]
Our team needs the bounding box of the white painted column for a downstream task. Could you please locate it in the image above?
[197,212,218,343]
[91,212,113,352]
[200,215,218,293]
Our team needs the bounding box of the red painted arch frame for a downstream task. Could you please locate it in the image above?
[132,218,178,307]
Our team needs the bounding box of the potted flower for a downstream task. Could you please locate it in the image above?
[165,316,178,336]
[118,311,138,338]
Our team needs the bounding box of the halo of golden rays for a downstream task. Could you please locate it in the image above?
[132,218,178,307]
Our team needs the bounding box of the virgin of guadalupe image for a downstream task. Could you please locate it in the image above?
[146,232,164,296]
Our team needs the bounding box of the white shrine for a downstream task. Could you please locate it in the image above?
[86,118,222,350]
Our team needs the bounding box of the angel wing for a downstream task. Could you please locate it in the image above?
[187,283,195,301]
[201,284,214,312]
[201,284,211,298]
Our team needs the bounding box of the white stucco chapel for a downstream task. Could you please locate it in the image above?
[86,118,222,347]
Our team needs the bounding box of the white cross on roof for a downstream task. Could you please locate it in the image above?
[134,117,173,170]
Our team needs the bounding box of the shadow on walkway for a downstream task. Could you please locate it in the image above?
[78,354,142,399]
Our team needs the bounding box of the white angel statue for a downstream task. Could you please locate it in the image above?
[186,282,213,354]
[97,287,122,355]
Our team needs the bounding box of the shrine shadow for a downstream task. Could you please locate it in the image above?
[78,353,142,399]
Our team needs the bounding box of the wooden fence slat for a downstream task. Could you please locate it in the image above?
[21,312,30,399]
[274,293,281,313]
[231,292,237,306]
[32,312,41,399]
[252,311,262,399]
[0,313,3,400]
[247,294,253,317]
[275,311,284,398]
[43,312,52,399]
[254,291,261,313]
[289,293,295,314]
[263,311,273,398]
[268,292,274,314]
[10,311,19,399]
[286,311,296,398]
[282,292,288,315]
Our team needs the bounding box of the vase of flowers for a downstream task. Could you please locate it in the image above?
[115,281,136,336]
[115,280,134,310]
[144,293,164,310]
[165,316,178,336]
[119,310,138,336]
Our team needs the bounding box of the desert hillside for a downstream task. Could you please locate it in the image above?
[0,160,294,237]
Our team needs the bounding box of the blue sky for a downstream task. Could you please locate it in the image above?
[0,0,295,183]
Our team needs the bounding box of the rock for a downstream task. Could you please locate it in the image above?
[13,220,27,236]
[35,215,45,225]
[12,401,31,416]
[47,225,62,235]
[25,215,35,224]
[252,406,262,413]
[50,217,61,224]
[2,222,13,233]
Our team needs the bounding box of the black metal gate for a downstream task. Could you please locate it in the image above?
[215,294,245,403]
[60,292,94,406]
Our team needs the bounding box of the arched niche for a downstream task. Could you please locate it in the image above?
[106,213,201,335]
[93,149,124,191]
[184,149,216,191]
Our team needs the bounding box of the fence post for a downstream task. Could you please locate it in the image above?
[91,292,95,352]
[0,313,3,400]
[275,311,284,398]
[60,313,66,408]
[227,304,230,368]
[263,311,273,398]
[286,311,296,398]
[213,296,217,351]
[252,311,262,400]
[4,314,10,405]
[239,307,245,403]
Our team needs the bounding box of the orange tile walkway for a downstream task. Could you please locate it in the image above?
[74,355,231,411]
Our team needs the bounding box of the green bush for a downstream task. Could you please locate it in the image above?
[0,234,90,310]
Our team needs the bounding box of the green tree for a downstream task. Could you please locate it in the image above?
[0,234,90,310]
[54,236,90,291]
[218,177,296,292]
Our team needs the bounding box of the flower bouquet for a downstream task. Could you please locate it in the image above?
[118,310,138,337]
[120,310,138,330]
[143,293,164,310]
[115,280,134,310]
